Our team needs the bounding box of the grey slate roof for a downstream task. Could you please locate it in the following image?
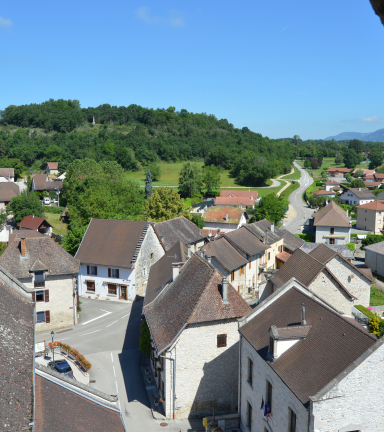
[154,217,207,251]
[0,277,34,431]
[0,236,79,278]
[364,240,384,255]
[280,229,305,251]
[312,201,351,228]
[204,236,248,272]
[347,187,375,200]
[245,219,284,245]
[300,243,354,260]
[223,226,269,257]
[0,168,14,178]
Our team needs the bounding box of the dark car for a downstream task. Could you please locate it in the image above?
[48,360,75,379]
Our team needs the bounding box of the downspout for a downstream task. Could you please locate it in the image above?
[238,335,242,422]
[161,355,176,420]
[73,274,77,326]
[32,302,36,432]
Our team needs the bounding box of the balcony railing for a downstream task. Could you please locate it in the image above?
[34,280,45,288]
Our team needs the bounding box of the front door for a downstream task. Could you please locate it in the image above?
[120,285,127,300]
[329,238,335,245]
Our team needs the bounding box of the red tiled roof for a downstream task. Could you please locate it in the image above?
[201,229,219,237]
[326,167,351,173]
[364,181,382,188]
[215,196,254,206]
[276,251,291,262]
[18,215,52,230]
[323,180,340,185]
[47,162,58,170]
[313,190,335,195]
[203,207,244,224]
[374,173,384,180]
[220,190,258,199]
[357,200,384,211]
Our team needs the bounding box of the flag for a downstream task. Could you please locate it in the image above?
[260,397,265,412]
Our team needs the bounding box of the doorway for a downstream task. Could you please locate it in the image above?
[120,285,127,300]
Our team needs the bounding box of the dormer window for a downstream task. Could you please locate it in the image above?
[268,322,311,361]
[34,271,45,288]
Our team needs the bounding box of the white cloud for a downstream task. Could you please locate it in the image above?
[136,7,185,27]
[0,16,13,27]
[360,115,384,123]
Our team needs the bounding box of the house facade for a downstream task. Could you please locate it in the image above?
[323,180,340,191]
[32,174,63,193]
[144,253,251,419]
[0,168,15,182]
[326,167,351,177]
[340,187,375,206]
[76,219,164,300]
[19,215,53,236]
[356,200,384,233]
[46,162,59,175]
[312,201,351,245]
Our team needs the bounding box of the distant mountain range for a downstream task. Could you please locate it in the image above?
[325,128,384,142]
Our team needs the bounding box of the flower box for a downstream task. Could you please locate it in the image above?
[147,377,152,383]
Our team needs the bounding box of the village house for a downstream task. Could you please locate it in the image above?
[144,253,251,419]
[201,228,220,239]
[0,181,20,210]
[306,201,351,245]
[238,279,384,432]
[365,240,384,278]
[323,179,340,191]
[373,172,384,183]
[76,219,164,299]
[46,162,59,175]
[364,181,382,190]
[340,187,375,206]
[214,196,255,208]
[313,189,336,198]
[0,235,79,331]
[356,200,384,233]
[300,242,354,262]
[0,167,15,182]
[202,206,247,231]
[153,216,206,252]
[326,167,351,177]
[353,167,375,177]
[219,189,258,200]
[19,215,53,236]
[32,173,63,193]
[266,245,372,315]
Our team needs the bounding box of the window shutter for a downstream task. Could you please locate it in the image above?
[87,265,90,275]
[45,310,50,323]
[108,268,111,278]
[116,269,119,278]
[32,291,35,302]
[44,289,49,302]
[249,261,251,269]
[95,267,97,276]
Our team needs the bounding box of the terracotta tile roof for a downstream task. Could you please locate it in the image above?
[0,182,19,201]
[323,180,340,185]
[144,241,188,307]
[144,253,251,353]
[34,375,125,432]
[75,219,148,268]
[220,190,258,199]
[326,167,352,173]
[47,162,58,170]
[239,287,376,406]
[0,278,34,431]
[331,186,342,190]
[0,236,79,278]
[201,228,219,237]
[18,215,52,230]
[357,200,384,211]
[313,190,335,195]
[224,226,269,257]
[374,173,384,180]
[0,168,14,178]
[353,168,375,176]
[364,175,376,180]
[312,201,350,227]
[215,196,254,206]
[345,188,375,199]
[204,237,248,272]
[202,206,244,224]
[154,217,206,251]
[364,181,382,188]
[276,251,291,263]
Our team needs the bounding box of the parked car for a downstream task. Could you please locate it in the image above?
[43,197,51,205]
[52,198,58,204]
[47,360,74,378]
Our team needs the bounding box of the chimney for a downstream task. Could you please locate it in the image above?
[226,212,228,222]
[358,187,361,191]
[32,214,34,219]
[207,256,212,264]
[200,248,205,259]
[21,237,26,257]
[172,263,180,280]
[270,223,274,232]
[187,244,191,258]
[10,227,13,234]
[222,276,228,304]
[301,306,306,326]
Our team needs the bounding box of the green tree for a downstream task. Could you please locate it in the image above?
[8,190,43,224]
[308,194,327,208]
[144,187,191,221]
[350,178,366,188]
[343,150,360,169]
[248,193,288,225]
[345,173,353,184]
[349,139,364,154]
[61,221,87,256]
[0,158,26,180]
[335,152,343,164]
[139,320,151,355]
[191,214,204,229]
[353,169,364,178]
[145,169,153,199]
[202,165,221,195]
[304,159,311,168]
[178,162,202,198]
[369,149,384,170]
[321,172,328,182]
[148,162,161,181]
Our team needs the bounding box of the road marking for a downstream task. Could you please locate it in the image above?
[120,313,130,319]
[81,311,112,325]
[106,320,118,328]
[111,352,113,363]
[59,337,72,341]
[113,365,116,377]
[115,381,118,393]
[81,329,101,336]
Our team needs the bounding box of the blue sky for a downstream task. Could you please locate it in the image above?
[1,1,384,140]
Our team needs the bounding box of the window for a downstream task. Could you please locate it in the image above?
[36,310,50,323]
[247,358,253,386]
[108,268,120,278]
[217,334,227,348]
[87,265,97,276]
[150,252,154,261]
[268,252,270,261]
[34,271,45,288]
[330,227,334,234]
[143,267,147,276]
[108,284,117,295]
[231,271,235,281]
[247,402,252,429]
[86,280,95,292]
[266,380,272,412]
[288,408,297,432]
[35,290,45,302]
[329,238,335,245]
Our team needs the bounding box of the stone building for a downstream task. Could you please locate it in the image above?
[46,161,59,175]
[238,279,384,432]
[144,253,251,419]
[76,219,164,299]
[356,200,384,233]
[340,187,375,206]
[267,245,372,315]
[0,235,80,331]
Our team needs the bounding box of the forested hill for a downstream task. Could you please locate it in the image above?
[0,99,295,186]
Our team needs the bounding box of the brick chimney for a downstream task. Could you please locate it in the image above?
[20,237,26,257]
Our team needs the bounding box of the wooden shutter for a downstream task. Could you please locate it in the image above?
[249,261,251,269]
[108,268,111,277]
[45,310,50,323]
[87,265,90,275]
[217,334,227,347]
[94,266,97,276]
[44,289,49,302]
[32,291,35,302]
[116,269,119,278]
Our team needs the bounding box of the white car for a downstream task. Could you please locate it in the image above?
[43,197,51,205]
[52,198,58,204]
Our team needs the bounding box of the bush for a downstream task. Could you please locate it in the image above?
[139,320,151,355]
[362,234,384,248]
[355,304,376,320]
[315,182,324,187]
[347,242,355,251]
[48,341,92,370]
[351,233,358,238]
[43,205,66,214]
[295,234,312,242]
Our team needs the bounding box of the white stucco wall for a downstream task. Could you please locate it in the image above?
[365,249,384,278]
[315,226,351,245]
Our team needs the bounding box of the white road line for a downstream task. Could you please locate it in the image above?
[111,352,113,363]
[81,311,112,325]
[106,320,118,328]
[115,381,118,393]
[58,337,72,341]
[113,365,116,377]
[120,313,130,319]
[81,329,101,336]
[100,309,110,313]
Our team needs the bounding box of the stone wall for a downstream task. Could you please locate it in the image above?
[240,337,309,432]
[311,340,384,431]
[365,248,384,278]
[315,226,350,245]
[310,271,353,316]
[136,225,164,297]
[162,319,240,419]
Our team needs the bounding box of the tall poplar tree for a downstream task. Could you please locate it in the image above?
[145,169,153,199]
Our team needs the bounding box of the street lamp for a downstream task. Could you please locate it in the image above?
[51,331,55,361]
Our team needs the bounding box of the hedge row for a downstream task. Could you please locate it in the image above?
[355,305,376,320]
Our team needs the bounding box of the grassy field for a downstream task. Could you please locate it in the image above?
[43,212,68,236]
[309,157,369,181]
[370,286,384,306]
[280,166,301,180]
[279,181,300,199]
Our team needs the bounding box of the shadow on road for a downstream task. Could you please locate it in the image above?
[119,297,150,407]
